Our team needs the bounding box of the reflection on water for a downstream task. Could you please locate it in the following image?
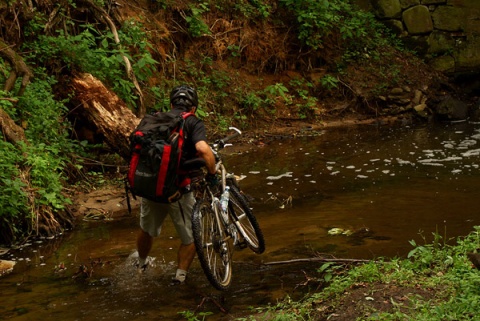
[232,121,480,259]
[2,122,480,320]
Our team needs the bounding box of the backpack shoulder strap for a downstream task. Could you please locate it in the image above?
[179,112,196,140]
[181,112,195,120]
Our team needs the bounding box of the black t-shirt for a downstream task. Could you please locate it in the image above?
[170,108,207,162]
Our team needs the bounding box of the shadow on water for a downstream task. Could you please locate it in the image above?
[3,121,480,320]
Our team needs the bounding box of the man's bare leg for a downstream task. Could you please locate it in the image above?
[175,243,196,282]
[136,229,153,267]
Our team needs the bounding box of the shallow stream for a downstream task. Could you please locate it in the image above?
[2,121,480,320]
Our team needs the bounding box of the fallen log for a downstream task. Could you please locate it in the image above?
[70,72,140,161]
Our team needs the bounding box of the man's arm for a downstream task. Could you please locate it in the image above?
[195,140,216,175]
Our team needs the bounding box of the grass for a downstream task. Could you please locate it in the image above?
[228,226,480,320]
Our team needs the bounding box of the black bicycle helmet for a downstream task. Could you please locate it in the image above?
[170,85,198,108]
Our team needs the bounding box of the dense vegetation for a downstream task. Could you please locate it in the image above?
[0,0,429,245]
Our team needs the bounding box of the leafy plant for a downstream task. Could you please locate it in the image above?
[241,92,264,113]
[119,20,158,82]
[227,44,241,57]
[184,2,211,37]
[278,0,346,49]
[263,83,291,108]
[178,310,213,321]
[320,74,339,90]
[297,97,318,119]
[236,0,271,19]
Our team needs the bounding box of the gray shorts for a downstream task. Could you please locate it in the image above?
[139,192,195,245]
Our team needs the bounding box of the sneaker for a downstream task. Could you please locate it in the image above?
[169,277,185,286]
[133,256,155,273]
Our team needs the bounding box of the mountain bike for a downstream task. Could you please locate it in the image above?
[185,127,265,291]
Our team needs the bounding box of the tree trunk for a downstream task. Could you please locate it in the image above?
[70,72,140,161]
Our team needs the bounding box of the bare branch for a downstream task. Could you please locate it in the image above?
[264,257,375,266]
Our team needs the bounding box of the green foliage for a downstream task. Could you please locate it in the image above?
[0,68,80,243]
[92,0,105,6]
[318,262,342,283]
[237,80,321,121]
[244,295,312,321]
[119,20,158,81]
[320,74,339,90]
[278,0,405,77]
[17,73,76,209]
[152,0,169,10]
[241,92,264,113]
[0,140,29,241]
[24,144,71,210]
[178,310,213,321]
[341,11,403,65]
[227,44,241,57]
[289,78,318,119]
[278,0,347,49]
[0,90,15,114]
[233,0,272,19]
[185,2,211,37]
[240,83,290,114]
[264,83,289,104]
[25,19,157,109]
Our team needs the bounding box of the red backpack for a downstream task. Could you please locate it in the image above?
[126,111,194,203]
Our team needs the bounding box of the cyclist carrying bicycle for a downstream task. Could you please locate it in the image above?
[134,85,218,285]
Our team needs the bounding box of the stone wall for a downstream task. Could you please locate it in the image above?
[357,0,480,75]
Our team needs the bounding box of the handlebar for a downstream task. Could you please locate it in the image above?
[213,127,242,150]
[182,127,242,171]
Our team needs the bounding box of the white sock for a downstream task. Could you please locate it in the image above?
[175,269,187,282]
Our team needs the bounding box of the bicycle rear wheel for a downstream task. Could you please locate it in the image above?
[192,198,232,291]
[228,185,265,254]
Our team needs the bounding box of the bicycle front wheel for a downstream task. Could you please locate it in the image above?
[228,185,265,254]
[192,198,233,291]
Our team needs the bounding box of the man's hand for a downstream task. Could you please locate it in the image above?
[195,140,216,176]
[205,173,220,186]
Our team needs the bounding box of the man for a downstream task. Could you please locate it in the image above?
[135,84,217,284]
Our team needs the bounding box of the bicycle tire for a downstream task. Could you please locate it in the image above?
[228,184,266,254]
[192,197,233,291]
